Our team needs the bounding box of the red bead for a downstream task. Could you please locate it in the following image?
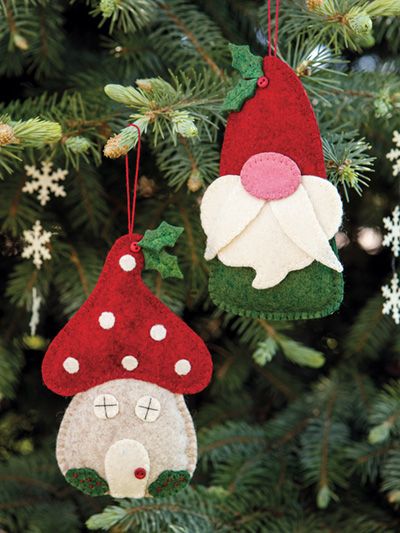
[257,76,269,88]
[134,467,146,479]
[130,242,141,253]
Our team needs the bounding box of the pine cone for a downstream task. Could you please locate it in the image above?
[306,0,324,11]
[0,123,18,146]
[138,176,157,198]
[103,134,129,159]
[187,170,203,192]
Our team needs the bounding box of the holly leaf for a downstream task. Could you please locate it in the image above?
[140,221,183,252]
[149,470,190,497]
[140,221,184,278]
[65,468,109,496]
[222,78,258,112]
[229,44,263,79]
[142,249,183,279]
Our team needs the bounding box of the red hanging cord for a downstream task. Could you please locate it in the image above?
[267,0,272,56]
[125,123,141,239]
[274,0,280,56]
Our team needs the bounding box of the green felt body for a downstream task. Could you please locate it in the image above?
[209,241,344,320]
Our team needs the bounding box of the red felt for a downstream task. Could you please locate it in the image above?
[220,56,326,179]
[42,235,213,396]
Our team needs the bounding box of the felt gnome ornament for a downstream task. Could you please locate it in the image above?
[42,130,213,498]
[200,43,344,320]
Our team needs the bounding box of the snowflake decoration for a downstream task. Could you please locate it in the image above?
[21,220,52,269]
[387,130,400,177]
[383,205,400,257]
[29,287,42,336]
[23,161,67,206]
[382,273,400,325]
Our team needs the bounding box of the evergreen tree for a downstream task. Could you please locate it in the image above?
[1,0,400,531]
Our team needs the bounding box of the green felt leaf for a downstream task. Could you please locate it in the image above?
[229,44,264,79]
[222,78,258,112]
[140,221,184,252]
[140,221,184,278]
[65,468,109,496]
[142,249,183,279]
[148,470,190,498]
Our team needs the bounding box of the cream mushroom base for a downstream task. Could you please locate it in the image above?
[57,379,196,498]
[201,153,344,290]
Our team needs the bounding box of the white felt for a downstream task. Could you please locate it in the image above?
[135,395,161,422]
[301,175,343,238]
[270,182,343,272]
[119,254,136,271]
[93,394,119,419]
[200,175,264,260]
[98,311,115,329]
[121,355,138,371]
[218,203,314,289]
[150,324,167,341]
[105,438,150,498]
[56,379,197,498]
[201,173,343,289]
[63,357,79,374]
[175,359,191,376]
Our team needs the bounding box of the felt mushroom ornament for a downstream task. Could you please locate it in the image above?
[42,129,213,499]
[200,41,344,321]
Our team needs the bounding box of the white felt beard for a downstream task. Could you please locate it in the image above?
[201,174,343,289]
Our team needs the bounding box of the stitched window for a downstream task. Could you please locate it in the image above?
[135,395,161,422]
[93,394,119,419]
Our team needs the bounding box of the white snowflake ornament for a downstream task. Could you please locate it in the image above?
[382,273,400,325]
[23,161,67,206]
[22,220,52,269]
[387,131,400,177]
[29,287,42,336]
[383,205,400,257]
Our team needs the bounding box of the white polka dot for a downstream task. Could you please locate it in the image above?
[121,355,138,371]
[174,359,191,376]
[150,324,167,341]
[63,357,79,374]
[99,311,115,329]
[119,254,136,272]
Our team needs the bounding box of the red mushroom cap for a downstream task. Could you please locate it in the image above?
[42,234,213,396]
[220,55,326,179]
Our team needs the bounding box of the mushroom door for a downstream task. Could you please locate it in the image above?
[105,439,150,498]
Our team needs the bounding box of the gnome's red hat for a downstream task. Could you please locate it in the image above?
[220,56,326,181]
[42,235,213,396]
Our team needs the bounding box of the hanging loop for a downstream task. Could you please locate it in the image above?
[267,0,280,56]
[125,123,141,241]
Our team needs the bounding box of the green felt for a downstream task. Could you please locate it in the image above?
[229,44,264,79]
[148,470,190,498]
[222,79,258,113]
[209,241,344,320]
[222,44,263,112]
[140,221,184,278]
[65,467,109,496]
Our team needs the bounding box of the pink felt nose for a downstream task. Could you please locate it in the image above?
[240,152,301,200]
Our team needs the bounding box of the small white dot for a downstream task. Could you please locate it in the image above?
[150,324,167,341]
[99,312,115,329]
[63,357,79,374]
[119,254,136,272]
[121,355,138,371]
[174,359,191,376]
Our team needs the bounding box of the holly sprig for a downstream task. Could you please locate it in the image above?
[140,221,184,279]
[222,44,264,113]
